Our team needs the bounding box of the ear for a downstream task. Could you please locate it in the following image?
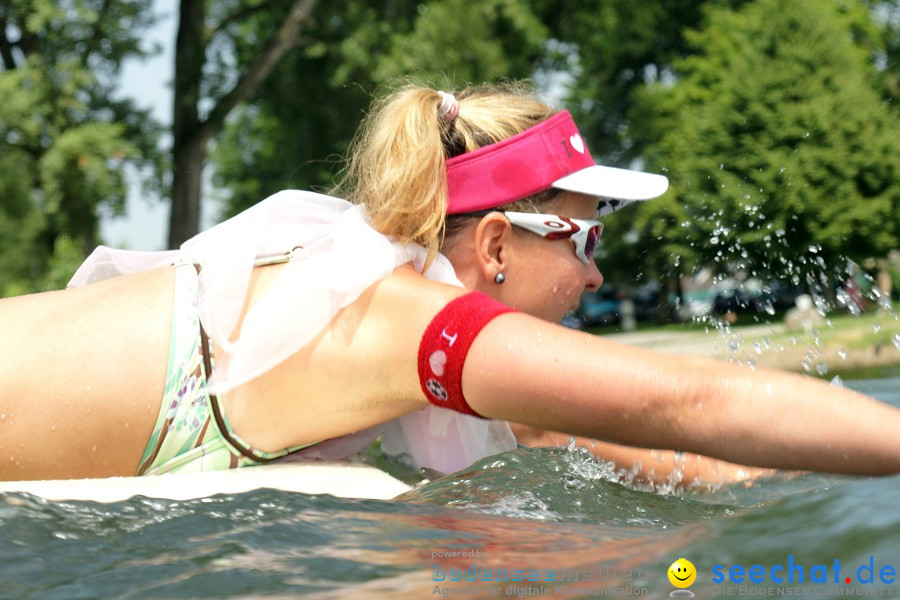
[472,212,514,283]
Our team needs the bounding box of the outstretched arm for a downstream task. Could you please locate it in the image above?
[463,313,900,476]
[509,423,775,486]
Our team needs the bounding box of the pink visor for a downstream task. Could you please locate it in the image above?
[446,110,669,215]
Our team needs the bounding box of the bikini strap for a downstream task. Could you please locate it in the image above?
[252,245,305,267]
[194,261,312,464]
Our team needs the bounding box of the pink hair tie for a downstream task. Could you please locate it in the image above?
[437,91,459,122]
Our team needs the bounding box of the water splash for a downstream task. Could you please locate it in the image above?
[399,446,733,525]
[672,199,899,378]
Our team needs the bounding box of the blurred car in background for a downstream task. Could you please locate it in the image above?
[632,285,661,321]
[559,313,583,329]
[712,280,806,316]
[763,281,807,311]
[711,286,758,314]
[676,288,716,321]
[575,286,621,327]
[567,278,813,328]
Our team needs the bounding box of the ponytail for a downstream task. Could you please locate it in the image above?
[335,83,556,268]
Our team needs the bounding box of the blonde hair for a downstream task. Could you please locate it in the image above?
[334,83,559,267]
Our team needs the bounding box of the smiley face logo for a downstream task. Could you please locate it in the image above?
[668,558,696,588]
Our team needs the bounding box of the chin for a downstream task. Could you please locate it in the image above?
[540,309,570,324]
[520,301,571,324]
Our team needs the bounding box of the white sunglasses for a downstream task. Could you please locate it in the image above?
[503,212,604,265]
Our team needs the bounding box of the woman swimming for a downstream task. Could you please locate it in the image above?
[1,83,898,483]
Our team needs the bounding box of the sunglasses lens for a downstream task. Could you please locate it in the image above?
[583,226,601,261]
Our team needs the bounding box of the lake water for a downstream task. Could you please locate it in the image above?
[2,373,899,599]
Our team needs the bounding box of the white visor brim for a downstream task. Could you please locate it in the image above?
[553,165,669,216]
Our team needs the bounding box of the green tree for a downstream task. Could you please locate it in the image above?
[167,0,320,248]
[211,0,548,217]
[624,0,899,303]
[0,0,162,296]
[534,0,752,166]
[855,0,900,105]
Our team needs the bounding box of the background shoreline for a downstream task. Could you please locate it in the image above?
[602,312,900,378]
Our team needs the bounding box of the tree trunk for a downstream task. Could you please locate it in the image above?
[169,136,208,248]
[167,0,320,249]
[168,0,205,249]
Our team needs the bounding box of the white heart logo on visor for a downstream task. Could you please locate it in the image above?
[569,134,585,154]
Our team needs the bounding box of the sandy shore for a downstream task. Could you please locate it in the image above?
[604,318,900,375]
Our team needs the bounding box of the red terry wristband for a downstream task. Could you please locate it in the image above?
[417,291,516,418]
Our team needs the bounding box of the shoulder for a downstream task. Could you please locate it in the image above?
[299,264,473,405]
[351,264,470,338]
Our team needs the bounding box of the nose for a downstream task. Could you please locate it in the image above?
[584,260,604,292]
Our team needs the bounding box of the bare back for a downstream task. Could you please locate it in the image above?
[0,268,174,480]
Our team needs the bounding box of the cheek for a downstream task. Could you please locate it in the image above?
[536,259,586,318]
[554,268,585,304]
[511,239,586,319]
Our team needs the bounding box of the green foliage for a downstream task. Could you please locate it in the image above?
[625,0,900,289]
[0,148,46,298]
[534,0,752,165]
[210,1,391,215]
[39,235,90,292]
[0,0,163,296]
[212,0,548,216]
[368,0,547,84]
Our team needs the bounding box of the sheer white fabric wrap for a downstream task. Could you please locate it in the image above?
[68,190,516,473]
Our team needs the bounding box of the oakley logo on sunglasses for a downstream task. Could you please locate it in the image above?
[539,217,582,240]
